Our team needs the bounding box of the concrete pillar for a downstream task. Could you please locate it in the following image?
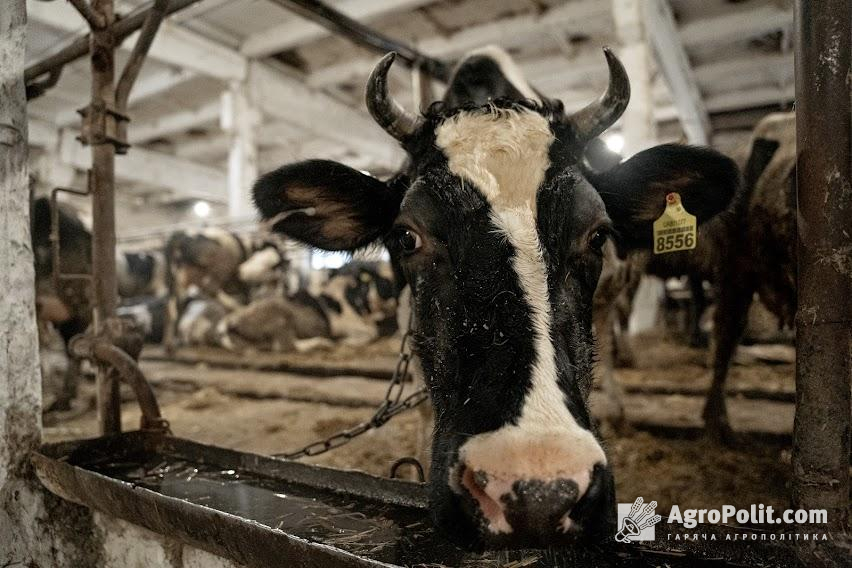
[221,78,259,220]
[1,3,101,564]
[410,64,434,113]
[613,0,662,332]
[0,0,43,556]
[612,0,656,156]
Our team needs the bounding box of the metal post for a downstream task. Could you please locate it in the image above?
[25,0,205,90]
[89,0,121,434]
[793,0,851,541]
[267,0,451,81]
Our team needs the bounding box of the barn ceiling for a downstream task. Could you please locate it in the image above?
[25,0,795,215]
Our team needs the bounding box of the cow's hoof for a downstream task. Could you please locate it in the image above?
[596,409,631,438]
[689,332,709,348]
[46,398,72,412]
[703,422,737,446]
[615,352,635,369]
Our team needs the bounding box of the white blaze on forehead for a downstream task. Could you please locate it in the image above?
[436,110,606,529]
[436,109,552,209]
[463,45,542,103]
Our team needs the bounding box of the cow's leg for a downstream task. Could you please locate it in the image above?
[613,282,638,369]
[46,356,79,412]
[163,294,179,354]
[688,274,709,347]
[703,278,753,443]
[293,337,336,352]
[215,289,243,311]
[593,304,627,429]
[47,318,87,411]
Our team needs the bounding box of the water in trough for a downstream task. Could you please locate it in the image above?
[83,451,797,567]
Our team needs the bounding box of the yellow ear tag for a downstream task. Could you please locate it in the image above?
[652,192,696,254]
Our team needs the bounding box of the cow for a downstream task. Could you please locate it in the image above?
[694,113,794,440]
[214,260,399,352]
[31,197,92,410]
[251,46,739,547]
[162,228,288,350]
[116,295,167,343]
[31,199,174,406]
[594,113,797,442]
[116,250,167,299]
[176,294,231,347]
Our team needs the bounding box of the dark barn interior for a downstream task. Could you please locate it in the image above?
[1,1,849,567]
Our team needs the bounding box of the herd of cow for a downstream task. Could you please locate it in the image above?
[32,211,402,408]
[32,45,796,547]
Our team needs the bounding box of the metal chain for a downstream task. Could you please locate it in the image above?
[274,313,428,460]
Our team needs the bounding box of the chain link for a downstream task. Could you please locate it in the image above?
[274,313,428,460]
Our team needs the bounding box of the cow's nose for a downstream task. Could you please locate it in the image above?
[455,431,610,539]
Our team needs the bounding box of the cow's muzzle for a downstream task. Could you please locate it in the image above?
[448,428,614,547]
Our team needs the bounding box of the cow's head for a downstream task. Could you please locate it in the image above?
[254,48,738,548]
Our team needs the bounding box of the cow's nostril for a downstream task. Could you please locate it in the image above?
[459,467,512,534]
[567,464,614,537]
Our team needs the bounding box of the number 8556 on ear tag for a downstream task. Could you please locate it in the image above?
[653,192,696,254]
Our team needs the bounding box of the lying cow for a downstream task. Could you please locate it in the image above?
[117,249,167,299]
[162,228,288,350]
[116,295,167,343]
[253,46,737,547]
[215,261,398,352]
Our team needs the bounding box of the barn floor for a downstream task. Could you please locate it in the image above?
[42,330,796,515]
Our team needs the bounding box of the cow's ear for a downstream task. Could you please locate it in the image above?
[253,160,403,251]
[589,144,739,249]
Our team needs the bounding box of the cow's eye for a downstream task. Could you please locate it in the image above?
[396,228,422,253]
[589,228,609,252]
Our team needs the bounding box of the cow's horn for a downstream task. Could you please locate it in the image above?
[567,48,630,143]
[366,52,422,141]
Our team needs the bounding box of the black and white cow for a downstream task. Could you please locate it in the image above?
[163,228,288,349]
[116,295,167,343]
[253,48,738,547]
[117,250,167,299]
[214,260,399,352]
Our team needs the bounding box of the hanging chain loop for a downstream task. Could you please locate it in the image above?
[274,311,427,460]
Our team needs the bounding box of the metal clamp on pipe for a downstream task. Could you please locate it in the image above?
[77,102,130,152]
[69,318,170,433]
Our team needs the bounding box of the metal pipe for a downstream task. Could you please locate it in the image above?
[91,341,167,430]
[89,0,121,435]
[792,0,851,539]
[68,0,107,29]
[25,67,62,100]
[267,0,452,82]
[24,0,204,84]
[115,0,169,110]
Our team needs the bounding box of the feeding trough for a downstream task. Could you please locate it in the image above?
[33,432,800,567]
